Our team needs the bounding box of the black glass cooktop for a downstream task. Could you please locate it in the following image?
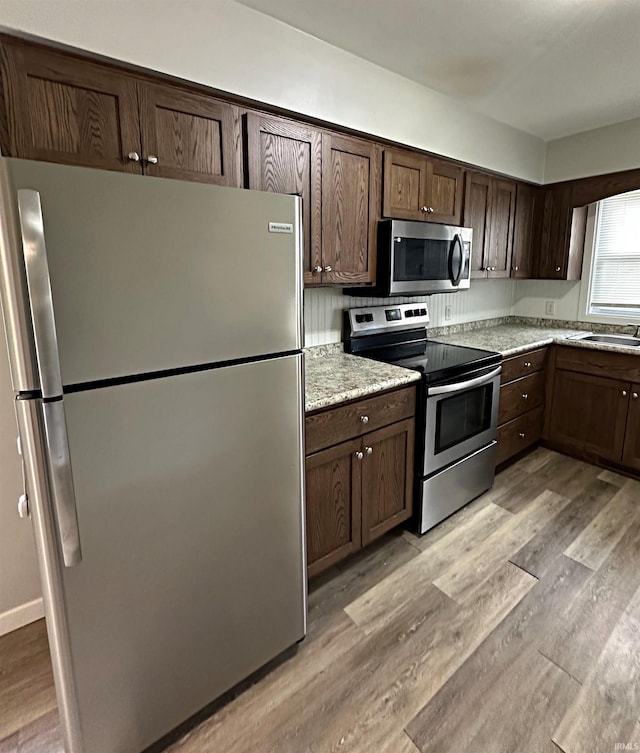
[375,340,502,384]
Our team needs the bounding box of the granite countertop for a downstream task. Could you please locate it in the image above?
[305,345,421,413]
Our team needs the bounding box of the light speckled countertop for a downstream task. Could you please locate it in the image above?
[304,322,640,413]
[305,346,421,413]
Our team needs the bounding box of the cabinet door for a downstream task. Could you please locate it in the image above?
[426,158,463,225]
[463,171,492,278]
[138,82,239,185]
[2,44,142,173]
[382,149,428,221]
[548,370,629,462]
[511,183,538,278]
[245,112,322,285]
[537,185,572,278]
[361,419,414,546]
[487,178,516,278]
[322,133,381,285]
[305,438,362,577]
[622,387,640,472]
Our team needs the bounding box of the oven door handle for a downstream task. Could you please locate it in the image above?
[428,365,502,396]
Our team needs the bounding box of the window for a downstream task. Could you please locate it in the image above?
[588,189,640,318]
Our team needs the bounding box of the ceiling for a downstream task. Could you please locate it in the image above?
[233,0,640,140]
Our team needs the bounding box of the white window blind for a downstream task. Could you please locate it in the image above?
[590,189,640,315]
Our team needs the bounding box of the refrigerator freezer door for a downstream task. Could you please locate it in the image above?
[4,158,303,388]
[52,354,305,753]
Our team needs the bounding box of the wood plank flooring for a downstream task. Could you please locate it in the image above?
[1,449,639,753]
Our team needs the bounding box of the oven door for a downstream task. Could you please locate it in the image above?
[389,221,471,295]
[423,364,501,476]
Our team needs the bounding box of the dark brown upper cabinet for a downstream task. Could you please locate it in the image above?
[535,185,587,280]
[383,148,463,225]
[244,112,322,286]
[511,183,539,278]
[321,132,381,285]
[1,43,240,186]
[464,172,515,279]
[138,83,239,186]
[1,44,142,173]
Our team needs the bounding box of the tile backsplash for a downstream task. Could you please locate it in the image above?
[304,279,516,346]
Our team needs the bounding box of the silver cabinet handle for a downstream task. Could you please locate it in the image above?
[623,390,628,397]
[522,393,529,399]
[313,266,323,273]
[633,392,639,399]
[365,446,373,455]
[556,266,561,272]
[324,265,332,272]
[360,415,369,423]
[428,207,434,213]
[421,206,428,213]
[127,151,140,162]
[355,451,364,460]
[519,432,526,438]
[514,265,519,271]
[524,362,532,367]
[146,155,159,165]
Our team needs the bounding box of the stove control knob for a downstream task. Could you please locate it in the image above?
[360,415,369,424]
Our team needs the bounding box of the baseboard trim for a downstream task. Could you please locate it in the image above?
[0,597,44,636]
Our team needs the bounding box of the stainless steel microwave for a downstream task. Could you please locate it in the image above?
[348,219,472,297]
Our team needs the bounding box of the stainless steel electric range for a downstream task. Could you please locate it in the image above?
[344,303,502,534]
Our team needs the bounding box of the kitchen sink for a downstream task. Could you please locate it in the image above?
[568,333,640,347]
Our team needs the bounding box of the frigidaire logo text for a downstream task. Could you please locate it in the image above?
[615,744,640,750]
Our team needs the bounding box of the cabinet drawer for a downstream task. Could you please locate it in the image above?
[501,348,548,384]
[498,371,545,425]
[305,385,416,455]
[496,407,544,465]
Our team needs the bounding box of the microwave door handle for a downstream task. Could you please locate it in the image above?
[448,234,465,287]
[428,366,502,396]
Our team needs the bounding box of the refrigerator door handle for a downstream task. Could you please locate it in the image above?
[17,189,64,399]
[42,399,82,567]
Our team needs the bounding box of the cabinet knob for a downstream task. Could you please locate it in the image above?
[421,206,428,213]
[428,206,434,213]
[633,392,639,399]
[522,393,529,399]
[324,265,332,272]
[127,151,140,162]
[313,266,323,273]
[519,432,526,438]
[365,446,373,455]
[623,390,628,397]
[524,362,532,367]
[355,451,364,460]
[146,155,159,165]
[514,265,519,271]
[360,415,369,424]
[555,266,561,273]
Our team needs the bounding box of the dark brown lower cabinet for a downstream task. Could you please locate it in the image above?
[305,386,416,577]
[622,390,640,472]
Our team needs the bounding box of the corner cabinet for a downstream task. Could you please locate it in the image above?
[304,385,416,577]
[382,148,463,225]
[511,183,539,278]
[463,172,516,279]
[245,114,380,286]
[0,43,241,185]
[535,186,587,280]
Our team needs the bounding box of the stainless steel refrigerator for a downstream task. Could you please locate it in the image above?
[0,158,307,753]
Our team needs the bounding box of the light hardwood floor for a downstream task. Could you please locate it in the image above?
[2,449,639,753]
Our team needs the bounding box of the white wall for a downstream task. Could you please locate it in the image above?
[0,0,545,182]
[305,280,515,346]
[544,117,640,183]
[0,335,42,634]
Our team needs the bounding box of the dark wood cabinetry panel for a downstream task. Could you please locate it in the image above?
[305,438,362,577]
[361,419,414,545]
[463,171,492,278]
[138,83,239,185]
[496,407,544,466]
[245,112,322,284]
[487,179,516,278]
[501,348,548,384]
[382,149,427,221]
[1,44,142,173]
[511,183,539,278]
[548,369,629,462]
[428,158,463,224]
[498,371,545,425]
[622,388,640,472]
[321,133,380,285]
[535,186,587,280]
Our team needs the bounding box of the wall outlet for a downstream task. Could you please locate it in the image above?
[545,300,555,316]
[445,304,452,321]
